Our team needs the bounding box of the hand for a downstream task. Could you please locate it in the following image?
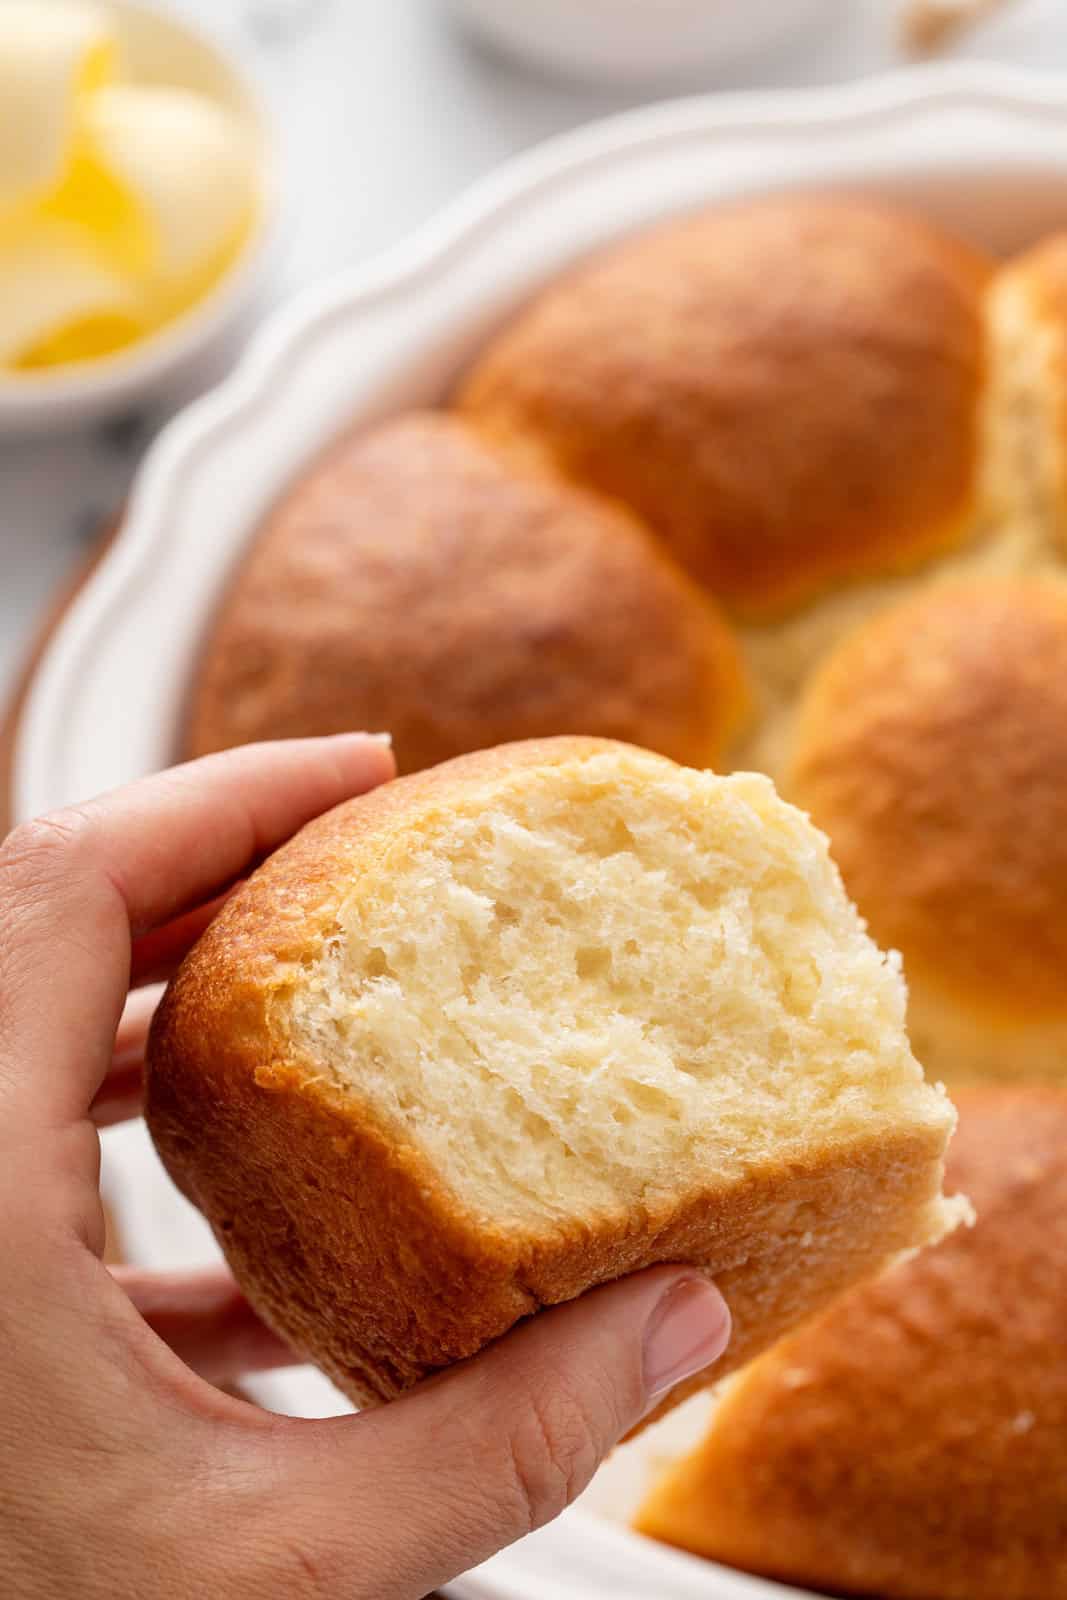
[0,736,730,1600]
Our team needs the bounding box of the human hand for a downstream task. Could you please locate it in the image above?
[0,736,730,1599]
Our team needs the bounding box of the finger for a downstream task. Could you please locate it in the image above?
[257,1267,730,1600]
[129,888,237,987]
[0,734,395,1129]
[111,1266,299,1386]
[90,986,164,1127]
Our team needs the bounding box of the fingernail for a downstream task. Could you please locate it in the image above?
[643,1275,731,1406]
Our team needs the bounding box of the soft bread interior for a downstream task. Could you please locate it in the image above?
[281,749,954,1229]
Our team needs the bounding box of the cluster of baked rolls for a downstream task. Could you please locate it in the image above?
[185,193,1067,1598]
[188,193,1067,1092]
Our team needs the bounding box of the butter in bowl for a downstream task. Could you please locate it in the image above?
[0,0,272,433]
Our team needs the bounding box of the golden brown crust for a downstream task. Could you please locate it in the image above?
[146,737,952,1416]
[788,577,1067,1023]
[636,1087,1067,1600]
[183,413,747,774]
[457,196,991,617]
[992,234,1067,540]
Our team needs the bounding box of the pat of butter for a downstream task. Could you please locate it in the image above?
[0,0,114,214]
[0,220,139,367]
[84,87,258,303]
[0,1,259,372]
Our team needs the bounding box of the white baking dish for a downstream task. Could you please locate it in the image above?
[15,65,1067,1600]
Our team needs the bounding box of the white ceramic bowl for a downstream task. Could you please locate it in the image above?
[445,0,840,88]
[0,0,275,436]
[15,64,1067,1600]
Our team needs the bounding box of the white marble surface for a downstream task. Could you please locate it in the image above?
[4,0,1067,713]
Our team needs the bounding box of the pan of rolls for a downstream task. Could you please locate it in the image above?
[15,68,1067,1600]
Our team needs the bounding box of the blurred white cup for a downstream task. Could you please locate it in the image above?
[444,0,841,87]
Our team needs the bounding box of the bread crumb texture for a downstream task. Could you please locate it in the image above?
[286,747,946,1226]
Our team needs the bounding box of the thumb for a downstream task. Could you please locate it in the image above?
[264,1266,729,1600]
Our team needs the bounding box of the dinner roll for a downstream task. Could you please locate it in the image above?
[146,737,961,1414]
[458,196,991,617]
[184,413,746,775]
[736,223,1067,783]
[985,233,1067,546]
[788,576,1067,1082]
[636,1086,1067,1600]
